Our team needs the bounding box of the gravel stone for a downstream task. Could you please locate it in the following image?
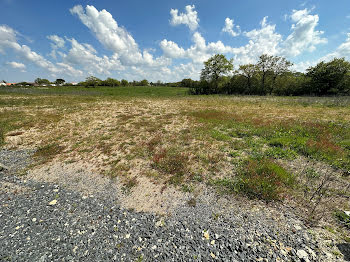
[0,149,345,261]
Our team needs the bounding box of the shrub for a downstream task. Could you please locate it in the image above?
[235,158,295,200]
[334,210,350,229]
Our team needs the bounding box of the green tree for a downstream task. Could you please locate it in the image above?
[306,58,350,95]
[84,76,101,87]
[256,54,275,94]
[34,78,51,85]
[103,77,120,87]
[270,56,293,93]
[200,54,233,93]
[55,79,65,85]
[121,79,129,86]
[139,79,149,86]
[238,64,256,94]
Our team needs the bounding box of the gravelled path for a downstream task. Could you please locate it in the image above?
[0,150,341,261]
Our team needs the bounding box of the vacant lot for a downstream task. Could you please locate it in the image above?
[1,86,349,237]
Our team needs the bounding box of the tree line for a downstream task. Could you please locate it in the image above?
[187,54,350,96]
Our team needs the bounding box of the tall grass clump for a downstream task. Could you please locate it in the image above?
[236,158,295,200]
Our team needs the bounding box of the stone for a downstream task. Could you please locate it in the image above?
[0,162,9,171]
[297,249,310,262]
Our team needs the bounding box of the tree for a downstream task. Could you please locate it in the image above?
[256,54,275,94]
[84,76,101,87]
[103,77,120,87]
[306,58,350,95]
[34,78,51,85]
[200,54,233,93]
[55,79,65,85]
[139,79,149,86]
[181,78,196,88]
[270,56,293,92]
[239,64,256,94]
[121,79,128,86]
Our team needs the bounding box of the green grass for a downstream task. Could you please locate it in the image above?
[0,85,188,98]
[191,109,350,170]
[212,158,295,201]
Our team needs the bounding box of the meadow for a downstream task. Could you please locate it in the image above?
[0,86,349,231]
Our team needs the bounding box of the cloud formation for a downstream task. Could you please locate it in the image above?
[222,18,241,37]
[283,9,327,56]
[0,5,346,81]
[7,61,26,69]
[170,5,199,31]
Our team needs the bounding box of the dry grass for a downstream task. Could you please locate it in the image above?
[0,92,349,230]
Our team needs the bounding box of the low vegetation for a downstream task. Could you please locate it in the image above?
[0,85,349,230]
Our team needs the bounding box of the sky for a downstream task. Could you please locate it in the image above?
[1,0,350,83]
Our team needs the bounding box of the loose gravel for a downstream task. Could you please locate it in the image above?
[0,149,346,261]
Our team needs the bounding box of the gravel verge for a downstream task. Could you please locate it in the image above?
[0,149,348,261]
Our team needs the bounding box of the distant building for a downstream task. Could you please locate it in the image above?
[0,83,6,86]
[5,83,16,86]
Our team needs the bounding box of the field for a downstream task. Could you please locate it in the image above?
[1,86,349,235]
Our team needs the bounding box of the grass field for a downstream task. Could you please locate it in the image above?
[1,86,349,229]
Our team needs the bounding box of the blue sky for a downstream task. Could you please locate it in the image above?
[1,0,350,82]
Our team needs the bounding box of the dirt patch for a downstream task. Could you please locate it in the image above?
[119,176,186,214]
[26,160,187,214]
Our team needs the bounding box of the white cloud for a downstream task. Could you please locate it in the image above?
[222,18,241,37]
[228,17,282,65]
[47,35,65,49]
[70,5,148,66]
[170,5,199,31]
[6,61,26,69]
[159,39,186,58]
[283,9,327,56]
[0,25,82,78]
[47,35,65,59]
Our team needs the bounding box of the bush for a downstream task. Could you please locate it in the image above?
[334,210,350,229]
[235,158,295,200]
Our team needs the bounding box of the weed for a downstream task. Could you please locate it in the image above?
[264,147,298,160]
[135,255,143,262]
[181,184,194,193]
[324,225,336,234]
[34,143,64,163]
[334,210,350,229]
[235,158,295,201]
[305,168,321,180]
[121,177,138,194]
[151,147,189,185]
[187,198,197,207]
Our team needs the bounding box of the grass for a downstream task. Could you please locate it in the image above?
[0,86,349,227]
[212,158,295,201]
[0,85,188,98]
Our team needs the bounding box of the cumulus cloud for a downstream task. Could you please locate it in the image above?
[62,38,123,75]
[0,5,337,82]
[0,25,82,77]
[6,61,26,69]
[170,5,199,31]
[283,9,327,56]
[70,5,153,66]
[222,18,241,37]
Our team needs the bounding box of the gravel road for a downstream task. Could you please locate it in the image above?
[0,149,347,261]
